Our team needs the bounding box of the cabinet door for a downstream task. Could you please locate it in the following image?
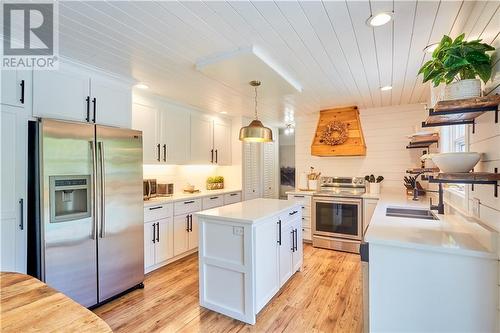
[263,142,276,198]
[1,69,30,107]
[1,104,27,273]
[156,218,174,263]
[160,107,190,164]
[132,103,161,164]
[32,65,90,122]
[173,214,190,256]
[292,220,303,272]
[213,119,231,165]
[91,75,132,128]
[188,214,199,250]
[144,222,156,269]
[243,142,261,200]
[278,222,293,287]
[190,113,214,164]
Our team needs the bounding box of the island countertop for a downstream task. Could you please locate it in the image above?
[195,198,300,224]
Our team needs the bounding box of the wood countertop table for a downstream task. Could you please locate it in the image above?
[0,272,112,333]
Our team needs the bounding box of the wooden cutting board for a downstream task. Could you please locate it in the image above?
[0,272,112,333]
[311,106,366,156]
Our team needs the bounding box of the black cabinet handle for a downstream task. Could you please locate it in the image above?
[277,220,282,245]
[163,144,167,162]
[85,96,90,122]
[157,144,161,162]
[215,149,218,163]
[289,210,298,216]
[20,80,25,104]
[184,200,194,204]
[92,97,96,123]
[152,223,156,243]
[19,199,24,230]
[294,229,298,251]
[189,215,193,232]
[156,222,160,242]
[186,215,190,232]
[210,196,219,200]
[291,230,295,251]
[230,193,238,196]
[211,149,214,163]
[294,195,305,198]
[149,206,162,210]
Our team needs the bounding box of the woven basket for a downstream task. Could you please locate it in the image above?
[444,79,481,100]
[207,182,224,190]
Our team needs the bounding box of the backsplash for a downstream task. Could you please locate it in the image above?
[143,164,241,193]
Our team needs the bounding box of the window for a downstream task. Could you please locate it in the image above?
[440,125,468,193]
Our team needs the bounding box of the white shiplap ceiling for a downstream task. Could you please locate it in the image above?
[58,1,500,125]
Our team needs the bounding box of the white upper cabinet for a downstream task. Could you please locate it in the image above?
[33,65,90,122]
[32,62,132,128]
[213,119,232,165]
[190,113,214,164]
[1,69,31,108]
[132,103,161,164]
[91,74,132,128]
[160,107,190,165]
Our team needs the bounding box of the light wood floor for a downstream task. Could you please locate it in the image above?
[93,244,363,333]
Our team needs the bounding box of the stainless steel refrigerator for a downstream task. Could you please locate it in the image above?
[29,118,144,307]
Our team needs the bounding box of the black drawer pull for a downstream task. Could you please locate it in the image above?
[294,195,305,198]
[210,196,219,200]
[184,200,195,204]
[230,193,238,196]
[289,210,298,216]
[149,206,162,210]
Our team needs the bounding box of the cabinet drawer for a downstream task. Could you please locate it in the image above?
[301,217,311,228]
[144,203,173,222]
[174,198,202,216]
[203,195,224,210]
[224,192,242,205]
[287,194,312,207]
[302,227,312,241]
[301,205,311,218]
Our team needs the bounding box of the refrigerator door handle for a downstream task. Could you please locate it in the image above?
[90,141,97,240]
[98,141,106,238]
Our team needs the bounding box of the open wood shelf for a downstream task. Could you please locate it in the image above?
[428,171,500,197]
[406,167,440,174]
[406,140,439,149]
[421,95,499,130]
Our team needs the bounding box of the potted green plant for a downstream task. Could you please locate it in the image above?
[206,176,224,190]
[418,34,494,103]
[364,175,384,194]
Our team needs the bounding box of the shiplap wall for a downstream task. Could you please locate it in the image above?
[295,104,431,190]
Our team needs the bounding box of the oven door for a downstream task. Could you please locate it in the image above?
[312,196,362,240]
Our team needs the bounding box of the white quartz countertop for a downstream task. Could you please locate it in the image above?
[143,189,241,207]
[286,189,380,199]
[195,198,300,224]
[365,190,497,259]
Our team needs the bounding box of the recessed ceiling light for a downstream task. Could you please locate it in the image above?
[366,12,393,27]
[134,83,149,90]
[219,111,228,114]
[380,85,392,91]
[423,43,439,54]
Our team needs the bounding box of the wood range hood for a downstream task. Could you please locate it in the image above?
[311,106,366,157]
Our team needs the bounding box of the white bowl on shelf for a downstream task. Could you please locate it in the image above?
[423,152,481,173]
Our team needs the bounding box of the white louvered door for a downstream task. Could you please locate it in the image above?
[262,142,276,198]
[243,142,261,200]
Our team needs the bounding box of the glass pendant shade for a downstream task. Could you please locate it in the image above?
[239,119,273,142]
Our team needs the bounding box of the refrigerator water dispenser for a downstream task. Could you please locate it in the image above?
[49,175,91,223]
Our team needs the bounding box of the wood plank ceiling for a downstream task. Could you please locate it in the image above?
[58,1,500,125]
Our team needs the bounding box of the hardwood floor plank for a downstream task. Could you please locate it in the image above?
[93,244,362,333]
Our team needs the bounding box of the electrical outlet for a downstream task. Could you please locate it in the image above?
[472,198,480,218]
[233,226,244,236]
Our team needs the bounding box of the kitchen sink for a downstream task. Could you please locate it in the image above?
[386,207,439,220]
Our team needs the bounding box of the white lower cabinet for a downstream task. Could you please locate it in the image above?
[173,214,190,256]
[144,204,174,273]
[363,198,378,234]
[287,193,313,242]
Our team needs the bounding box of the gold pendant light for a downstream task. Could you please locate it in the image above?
[239,81,273,142]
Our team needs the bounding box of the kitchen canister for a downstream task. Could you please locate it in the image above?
[369,182,381,195]
[308,179,318,191]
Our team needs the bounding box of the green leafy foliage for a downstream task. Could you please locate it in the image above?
[418,34,494,87]
[207,176,224,184]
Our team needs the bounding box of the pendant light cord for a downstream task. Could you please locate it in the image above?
[254,86,258,120]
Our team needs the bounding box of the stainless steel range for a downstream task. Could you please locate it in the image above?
[312,177,366,253]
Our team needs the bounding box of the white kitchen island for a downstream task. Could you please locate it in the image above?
[195,198,303,325]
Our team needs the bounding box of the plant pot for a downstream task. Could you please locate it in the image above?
[444,79,481,100]
[308,180,318,191]
[430,83,445,107]
[369,183,381,195]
